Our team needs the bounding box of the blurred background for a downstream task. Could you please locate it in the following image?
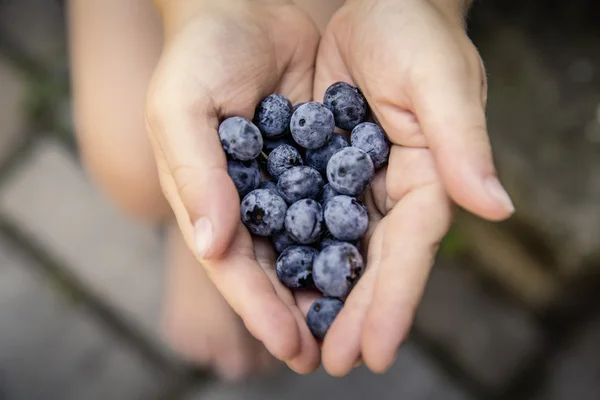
[1,0,600,399]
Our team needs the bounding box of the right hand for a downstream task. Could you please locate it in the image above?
[146,0,321,373]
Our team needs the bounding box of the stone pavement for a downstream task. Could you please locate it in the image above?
[1,1,600,399]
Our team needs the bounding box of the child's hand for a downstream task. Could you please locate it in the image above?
[313,0,514,375]
[146,0,321,373]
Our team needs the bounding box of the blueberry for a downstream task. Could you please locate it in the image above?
[320,183,340,206]
[351,122,390,169]
[259,180,279,193]
[285,199,324,244]
[323,82,367,131]
[313,242,364,298]
[326,147,374,196]
[277,166,324,204]
[263,136,301,154]
[293,102,306,112]
[227,159,261,198]
[240,189,287,236]
[218,116,263,161]
[276,245,319,289]
[290,102,335,149]
[271,230,297,253]
[306,297,344,340]
[267,144,304,180]
[319,232,359,250]
[254,94,293,138]
[305,133,349,175]
[324,195,368,241]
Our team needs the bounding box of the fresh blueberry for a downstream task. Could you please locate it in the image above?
[290,102,335,149]
[293,102,306,112]
[323,82,367,131]
[254,94,293,139]
[319,232,359,250]
[320,183,340,206]
[313,242,364,298]
[326,147,374,196]
[227,159,261,198]
[259,180,279,193]
[240,189,287,236]
[263,136,301,154]
[276,245,319,289]
[271,230,297,254]
[306,297,344,340]
[351,122,390,169]
[285,199,324,244]
[277,166,324,204]
[267,144,304,180]
[218,116,263,161]
[324,195,368,241]
[305,133,349,175]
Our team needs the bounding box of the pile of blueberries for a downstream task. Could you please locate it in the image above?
[219,82,390,340]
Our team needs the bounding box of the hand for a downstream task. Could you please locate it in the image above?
[313,0,513,375]
[146,0,321,373]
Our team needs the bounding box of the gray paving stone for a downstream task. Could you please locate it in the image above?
[0,57,26,165]
[0,234,167,400]
[414,259,544,391]
[0,139,170,358]
[188,342,472,400]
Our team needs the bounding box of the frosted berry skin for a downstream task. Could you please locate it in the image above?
[284,199,324,244]
[271,230,297,253]
[290,102,335,149]
[324,195,368,241]
[277,166,324,204]
[350,122,390,169]
[227,159,261,198]
[319,183,340,207]
[267,144,304,180]
[319,232,359,250]
[306,297,344,340]
[276,246,319,289]
[313,242,364,298]
[323,82,367,131]
[326,147,374,196]
[259,180,278,193]
[218,116,263,161]
[305,133,349,175]
[240,189,287,236]
[254,94,294,138]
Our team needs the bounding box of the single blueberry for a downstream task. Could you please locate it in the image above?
[240,189,287,236]
[323,82,367,131]
[351,122,390,169]
[285,199,324,244]
[267,144,304,180]
[313,242,364,298]
[259,136,301,169]
[306,297,344,340]
[326,147,374,196]
[271,230,297,254]
[227,159,261,198]
[293,102,306,112]
[320,183,340,206]
[259,180,279,193]
[277,166,324,204]
[319,232,359,251]
[324,195,368,241]
[254,94,293,139]
[218,116,263,161]
[290,102,335,149]
[276,245,319,289]
[305,133,349,175]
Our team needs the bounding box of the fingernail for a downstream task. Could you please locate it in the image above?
[484,176,515,213]
[194,217,213,258]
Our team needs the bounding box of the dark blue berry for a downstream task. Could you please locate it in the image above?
[218,116,263,161]
[240,189,287,236]
[319,232,359,250]
[277,166,324,204]
[227,159,261,198]
[305,133,348,175]
[320,183,339,206]
[276,245,318,289]
[351,122,390,169]
[313,242,364,298]
[293,102,306,112]
[326,147,374,196]
[285,199,324,244]
[290,102,334,149]
[324,195,368,241]
[323,82,367,131]
[254,94,293,139]
[259,180,278,193]
[271,230,297,253]
[267,144,304,180]
[306,297,344,340]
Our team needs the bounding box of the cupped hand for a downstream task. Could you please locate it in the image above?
[146,0,321,373]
